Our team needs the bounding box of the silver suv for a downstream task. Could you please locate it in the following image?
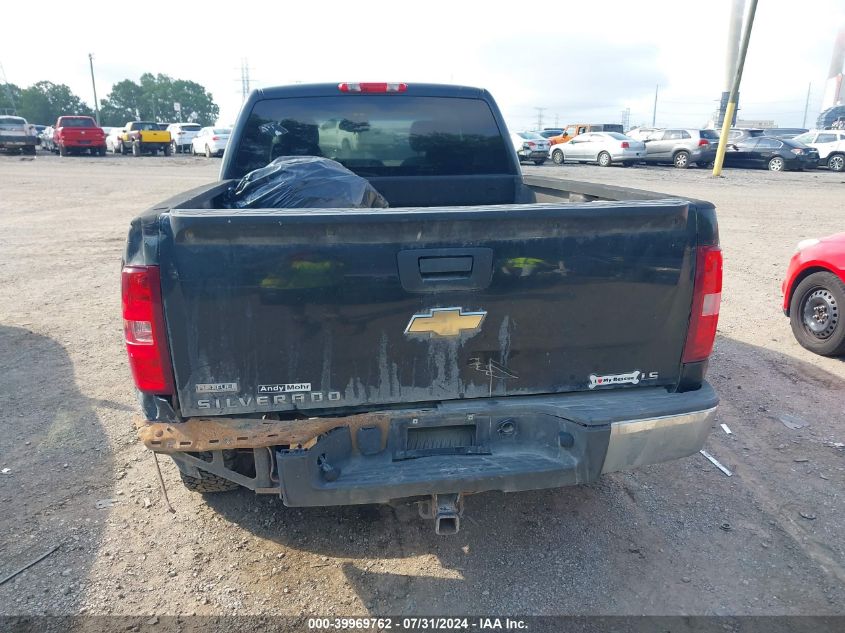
[642,128,719,168]
[166,122,203,154]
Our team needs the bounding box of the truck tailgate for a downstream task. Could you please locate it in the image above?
[159,201,699,417]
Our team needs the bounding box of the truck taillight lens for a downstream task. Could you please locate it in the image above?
[121,266,174,393]
[698,139,710,146]
[682,246,722,363]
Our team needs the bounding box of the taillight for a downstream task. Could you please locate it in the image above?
[338,82,408,93]
[621,141,630,149]
[121,266,174,393]
[526,141,536,148]
[682,246,723,363]
[698,139,710,146]
[212,136,220,141]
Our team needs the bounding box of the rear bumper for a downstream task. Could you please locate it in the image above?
[156,383,718,506]
[0,134,36,147]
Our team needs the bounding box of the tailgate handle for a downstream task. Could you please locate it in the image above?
[398,248,493,292]
[419,256,473,277]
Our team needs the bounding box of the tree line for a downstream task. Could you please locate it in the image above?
[0,73,220,127]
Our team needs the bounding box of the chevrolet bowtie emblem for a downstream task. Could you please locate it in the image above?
[405,307,486,338]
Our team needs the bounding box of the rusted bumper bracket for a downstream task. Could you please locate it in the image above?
[135,412,395,454]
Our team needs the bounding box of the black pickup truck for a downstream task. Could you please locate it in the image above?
[126,83,721,534]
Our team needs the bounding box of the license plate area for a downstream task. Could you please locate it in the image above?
[391,416,491,460]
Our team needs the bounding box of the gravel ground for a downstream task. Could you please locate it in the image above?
[0,153,843,620]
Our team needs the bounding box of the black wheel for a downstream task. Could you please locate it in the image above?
[97,146,106,156]
[697,161,715,169]
[551,149,564,165]
[170,141,177,155]
[533,158,546,165]
[597,151,611,167]
[828,154,845,172]
[768,156,785,171]
[179,471,240,493]
[132,141,141,157]
[622,161,634,167]
[789,271,845,356]
[163,144,171,156]
[673,151,690,168]
[205,145,212,158]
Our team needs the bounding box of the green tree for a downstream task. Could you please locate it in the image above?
[0,82,22,115]
[18,81,93,124]
[99,73,219,126]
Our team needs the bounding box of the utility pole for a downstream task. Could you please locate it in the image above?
[88,53,100,126]
[0,61,17,115]
[802,83,811,128]
[652,85,658,126]
[713,0,758,177]
[241,59,252,102]
[534,107,546,130]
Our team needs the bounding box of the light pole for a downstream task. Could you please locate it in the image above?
[88,53,100,126]
[713,0,758,177]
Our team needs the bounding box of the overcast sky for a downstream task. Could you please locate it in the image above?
[4,0,845,130]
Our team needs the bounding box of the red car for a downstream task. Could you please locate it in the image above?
[52,115,106,156]
[782,233,845,356]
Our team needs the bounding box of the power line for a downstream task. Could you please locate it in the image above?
[534,107,546,130]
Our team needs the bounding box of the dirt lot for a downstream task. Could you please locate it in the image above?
[0,153,843,620]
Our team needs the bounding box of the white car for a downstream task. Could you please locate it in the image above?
[106,127,124,154]
[191,127,231,158]
[510,131,550,165]
[167,122,203,154]
[793,130,845,172]
[548,132,646,167]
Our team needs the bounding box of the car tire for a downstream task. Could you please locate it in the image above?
[132,141,141,157]
[163,144,171,157]
[768,156,785,171]
[171,141,178,155]
[622,161,634,167]
[827,153,845,172]
[597,151,611,167]
[205,145,212,158]
[533,158,546,165]
[789,271,845,356]
[58,144,67,157]
[673,151,690,168]
[179,471,240,494]
[551,149,565,165]
[97,146,106,156]
[697,161,715,169]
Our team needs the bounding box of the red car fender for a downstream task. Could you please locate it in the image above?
[782,234,845,313]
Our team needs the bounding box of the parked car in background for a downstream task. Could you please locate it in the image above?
[167,122,203,153]
[792,130,845,172]
[29,124,46,145]
[52,115,107,156]
[536,128,563,139]
[724,128,765,143]
[191,127,231,157]
[510,131,550,165]
[106,127,124,153]
[625,127,659,141]
[549,132,645,167]
[642,128,719,168]
[115,121,172,156]
[0,115,37,154]
[549,123,624,146]
[722,137,819,171]
[782,233,845,356]
[40,126,55,152]
[763,128,808,140]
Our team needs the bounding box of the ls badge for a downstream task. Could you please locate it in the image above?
[405,307,486,338]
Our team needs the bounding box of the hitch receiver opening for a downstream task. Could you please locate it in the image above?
[418,493,464,535]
